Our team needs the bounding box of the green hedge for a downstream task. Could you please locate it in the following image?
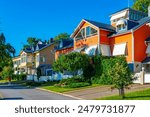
[55,76,90,88]
[92,56,130,85]
[12,74,26,81]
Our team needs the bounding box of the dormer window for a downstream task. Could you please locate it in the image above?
[75,28,85,40]
[86,26,97,37]
[116,19,127,32]
[75,26,97,41]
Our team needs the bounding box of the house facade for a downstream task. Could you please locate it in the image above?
[55,39,74,60]
[13,41,56,76]
[56,7,150,73]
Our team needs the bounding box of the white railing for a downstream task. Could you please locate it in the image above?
[133,73,141,83]
[26,73,73,82]
[145,73,150,83]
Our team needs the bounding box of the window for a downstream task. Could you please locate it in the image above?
[113,43,127,56]
[75,28,85,40]
[36,55,40,62]
[86,26,97,37]
[40,56,45,62]
[88,48,96,56]
[101,45,111,56]
[85,46,97,56]
[21,54,27,63]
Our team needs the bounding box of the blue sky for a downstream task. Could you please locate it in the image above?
[0,0,133,55]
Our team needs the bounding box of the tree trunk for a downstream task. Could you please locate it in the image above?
[119,88,125,99]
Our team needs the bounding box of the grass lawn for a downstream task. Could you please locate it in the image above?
[40,84,104,93]
[97,88,150,100]
[0,79,17,84]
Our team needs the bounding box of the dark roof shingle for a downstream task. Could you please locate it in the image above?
[84,19,116,32]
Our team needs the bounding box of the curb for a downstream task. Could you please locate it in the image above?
[36,87,83,100]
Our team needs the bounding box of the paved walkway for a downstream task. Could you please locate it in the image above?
[64,84,150,99]
[0,84,77,100]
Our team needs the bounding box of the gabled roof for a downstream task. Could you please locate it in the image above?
[34,43,55,53]
[85,19,116,32]
[55,38,73,51]
[133,17,150,30]
[110,7,147,16]
[110,17,150,37]
[36,44,47,51]
[71,19,116,38]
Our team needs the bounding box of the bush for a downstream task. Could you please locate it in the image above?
[26,81,42,86]
[12,74,26,81]
[92,56,130,85]
[68,82,90,88]
[59,76,84,85]
[55,76,90,88]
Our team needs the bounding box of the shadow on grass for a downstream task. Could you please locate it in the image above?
[124,95,150,99]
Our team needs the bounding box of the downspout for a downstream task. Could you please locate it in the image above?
[98,29,101,54]
[131,29,135,71]
[131,29,134,62]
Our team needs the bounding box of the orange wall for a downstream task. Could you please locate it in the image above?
[74,35,98,49]
[109,33,133,62]
[100,30,111,45]
[134,25,150,62]
[74,22,99,49]
[55,47,74,60]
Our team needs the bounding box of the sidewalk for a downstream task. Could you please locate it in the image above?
[64,84,150,100]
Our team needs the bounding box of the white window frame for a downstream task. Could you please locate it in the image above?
[113,43,127,56]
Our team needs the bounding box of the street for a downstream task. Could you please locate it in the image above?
[0,84,77,100]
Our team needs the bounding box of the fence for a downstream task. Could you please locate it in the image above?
[26,73,73,82]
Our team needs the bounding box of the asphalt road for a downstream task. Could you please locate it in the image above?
[0,84,77,100]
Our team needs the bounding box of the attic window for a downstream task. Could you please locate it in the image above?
[75,28,85,40]
[86,26,97,37]
[116,19,127,32]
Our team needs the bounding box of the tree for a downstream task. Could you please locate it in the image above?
[109,56,133,99]
[132,0,150,13]
[1,66,14,82]
[0,33,15,70]
[54,33,70,41]
[53,52,91,80]
[23,37,41,49]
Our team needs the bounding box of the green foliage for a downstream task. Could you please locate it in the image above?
[55,76,90,88]
[12,74,26,81]
[54,33,70,41]
[23,37,41,49]
[53,52,90,74]
[109,56,133,98]
[92,56,114,84]
[52,54,67,73]
[83,63,95,84]
[92,56,132,87]
[1,66,14,80]
[26,81,42,86]
[67,82,90,88]
[0,33,15,69]
[92,55,102,76]
[132,0,150,13]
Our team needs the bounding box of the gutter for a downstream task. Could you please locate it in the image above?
[131,29,134,63]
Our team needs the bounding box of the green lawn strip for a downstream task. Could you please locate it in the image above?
[0,79,18,84]
[40,84,108,93]
[97,88,150,100]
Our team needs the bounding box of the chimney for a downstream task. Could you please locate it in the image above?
[148,6,150,17]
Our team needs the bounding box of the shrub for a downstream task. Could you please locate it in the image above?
[26,81,42,86]
[12,74,26,81]
[55,75,90,88]
[68,82,90,88]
